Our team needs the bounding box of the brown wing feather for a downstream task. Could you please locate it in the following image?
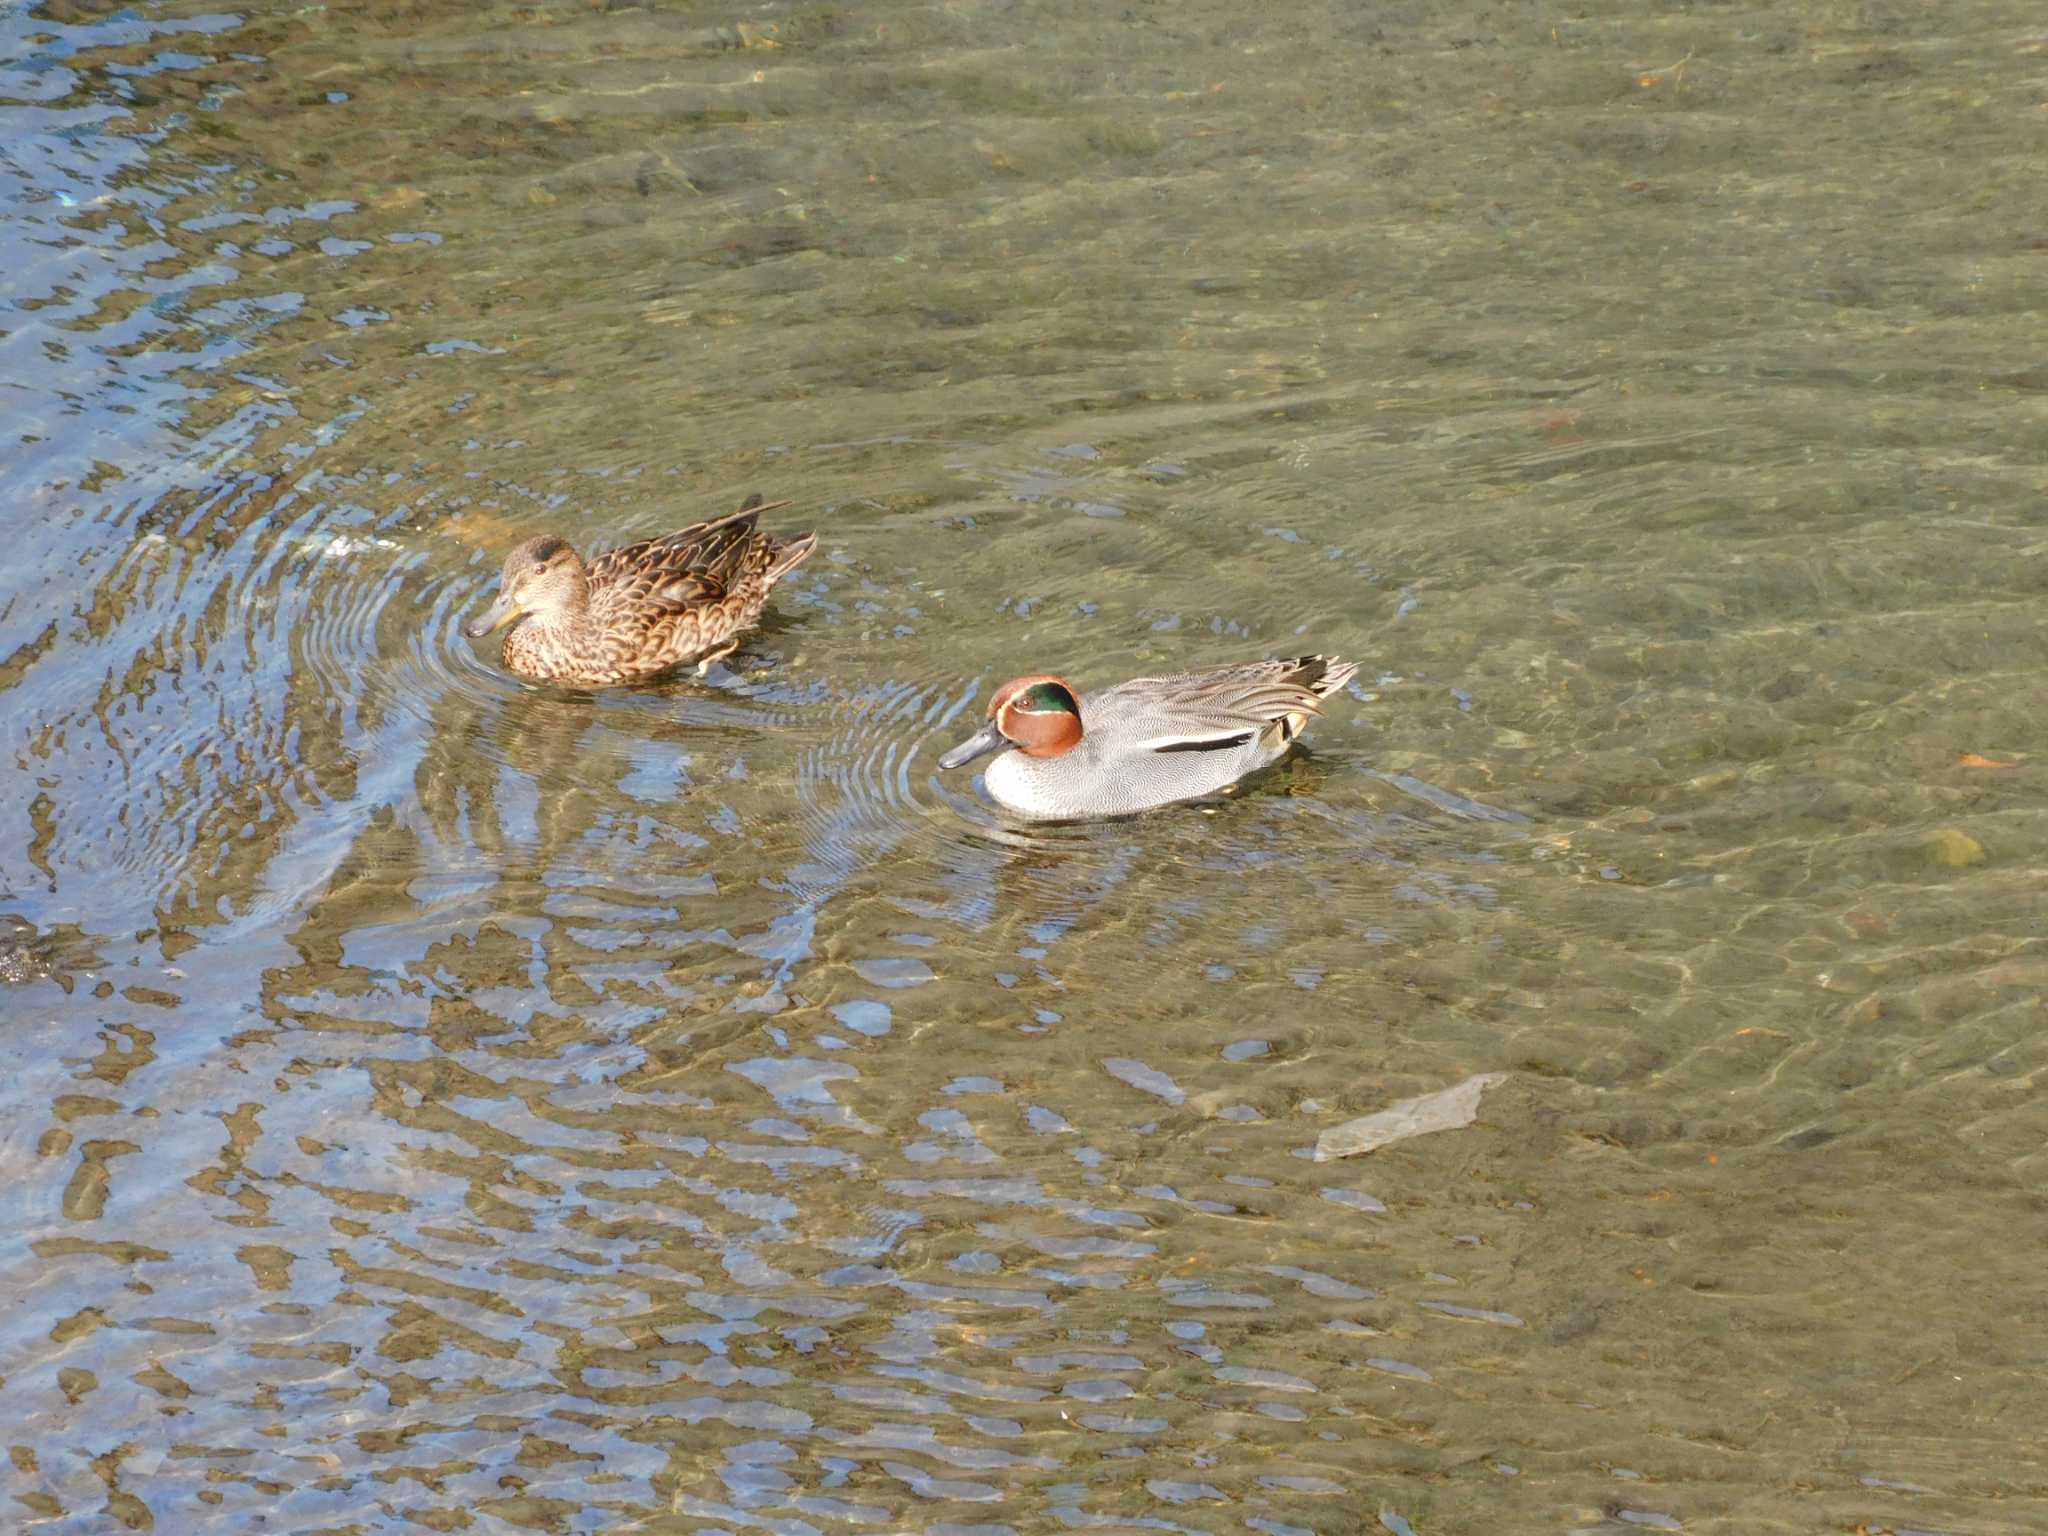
[584,501,797,623]
[567,498,810,677]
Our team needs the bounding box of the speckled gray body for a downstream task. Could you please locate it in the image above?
[981,656,1358,819]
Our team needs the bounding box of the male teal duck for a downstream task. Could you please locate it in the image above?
[464,494,816,686]
[938,654,1359,819]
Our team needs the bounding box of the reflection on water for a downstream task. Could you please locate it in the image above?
[5,1,2048,1532]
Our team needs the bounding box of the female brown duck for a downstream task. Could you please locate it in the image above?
[465,494,816,686]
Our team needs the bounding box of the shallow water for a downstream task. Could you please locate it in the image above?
[3,1,2046,1531]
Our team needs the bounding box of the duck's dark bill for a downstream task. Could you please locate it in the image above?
[938,722,1006,770]
[464,594,516,638]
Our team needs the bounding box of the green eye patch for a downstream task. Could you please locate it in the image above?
[1017,682,1079,715]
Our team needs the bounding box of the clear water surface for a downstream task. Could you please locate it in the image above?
[3,1,2045,1532]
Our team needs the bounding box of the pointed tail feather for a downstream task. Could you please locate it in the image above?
[1296,654,1360,699]
[765,528,818,584]
[1258,656,1358,749]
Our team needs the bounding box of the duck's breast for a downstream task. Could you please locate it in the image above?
[983,699,1282,818]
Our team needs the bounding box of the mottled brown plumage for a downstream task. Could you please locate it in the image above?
[464,495,817,686]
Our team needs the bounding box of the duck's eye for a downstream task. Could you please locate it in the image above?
[532,562,547,574]
[1017,681,1078,715]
